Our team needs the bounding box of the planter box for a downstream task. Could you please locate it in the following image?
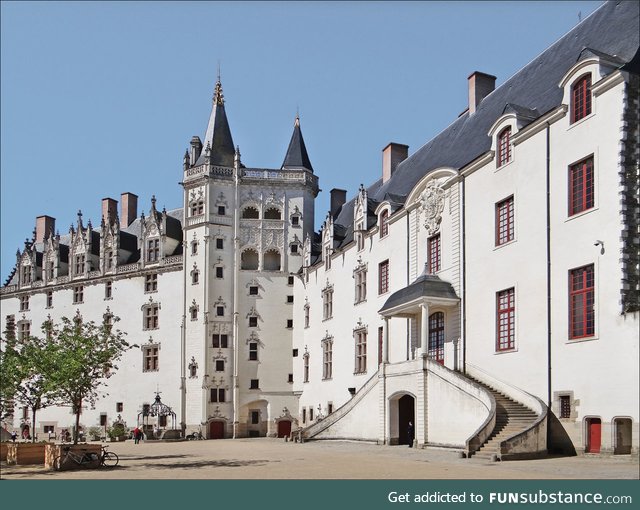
[45,444,102,470]
[6,443,47,465]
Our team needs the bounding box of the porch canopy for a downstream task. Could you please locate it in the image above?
[378,272,459,361]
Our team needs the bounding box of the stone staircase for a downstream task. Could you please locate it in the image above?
[466,377,538,460]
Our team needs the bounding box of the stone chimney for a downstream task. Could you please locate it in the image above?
[35,215,56,243]
[120,192,138,229]
[382,143,409,183]
[468,71,496,114]
[102,198,118,226]
[330,188,347,220]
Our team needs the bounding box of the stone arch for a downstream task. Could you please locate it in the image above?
[241,249,259,270]
[263,249,281,271]
[264,207,282,220]
[388,391,416,446]
[242,206,260,219]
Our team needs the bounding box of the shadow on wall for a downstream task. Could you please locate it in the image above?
[547,413,577,456]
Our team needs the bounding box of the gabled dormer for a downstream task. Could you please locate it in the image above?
[43,231,63,284]
[321,212,334,271]
[140,196,182,267]
[69,211,97,279]
[488,104,539,169]
[100,215,120,274]
[17,238,38,289]
[354,184,368,252]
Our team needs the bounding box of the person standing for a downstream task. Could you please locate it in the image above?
[407,421,415,448]
[133,426,140,444]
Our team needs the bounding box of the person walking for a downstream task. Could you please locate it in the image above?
[407,421,415,448]
[133,426,140,444]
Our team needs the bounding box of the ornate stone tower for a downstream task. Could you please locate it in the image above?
[181,80,318,438]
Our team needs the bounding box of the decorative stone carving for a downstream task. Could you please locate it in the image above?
[420,182,445,236]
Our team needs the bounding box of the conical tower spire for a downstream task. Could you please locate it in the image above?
[196,77,235,167]
[281,113,313,172]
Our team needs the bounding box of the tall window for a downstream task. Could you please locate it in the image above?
[356,221,365,251]
[497,127,512,167]
[18,321,30,341]
[378,326,384,365]
[569,264,595,339]
[303,352,310,383]
[571,74,592,123]
[569,157,594,216]
[354,330,367,374]
[105,250,113,270]
[427,234,441,274]
[354,268,367,304]
[495,196,515,246]
[322,339,333,380]
[19,295,29,311]
[263,248,280,271]
[46,260,55,280]
[249,342,258,361]
[105,281,112,299]
[559,395,571,419]
[212,334,228,348]
[73,285,84,304]
[304,303,310,328]
[147,239,160,262]
[496,288,515,351]
[143,304,159,330]
[428,312,445,363]
[322,286,333,320]
[324,246,332,270]
[74,254,85,275]
[46,291,53,308]
[21,265,31,285]
[145,273,158,292]
[379,210,389,238]
[143,344,159,372]
[378,260,389,294]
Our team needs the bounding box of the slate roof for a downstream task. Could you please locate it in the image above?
[332,0,639,235]
[379,273,459,315]
[282,116,314,172]
[195,81,235,167]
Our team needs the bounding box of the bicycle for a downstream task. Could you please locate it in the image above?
[186,431,204,440]
[53,445,119,470]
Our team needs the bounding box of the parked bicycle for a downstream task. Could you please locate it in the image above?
[186,431,204,440]
[53,445,119,470]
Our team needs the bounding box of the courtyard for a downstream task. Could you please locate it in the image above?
[1,438,637,480]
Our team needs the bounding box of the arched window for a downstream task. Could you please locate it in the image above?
[571,74,592,123]
[242,206,259,219]
[263,249,281,271]
[497,127,511,167]
[379,210,389,238]
[264,207,282,220]
[241,249,259,270]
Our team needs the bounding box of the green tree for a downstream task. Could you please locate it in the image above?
[47,315,131,444]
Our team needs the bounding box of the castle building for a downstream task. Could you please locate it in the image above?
[1,1,638,456]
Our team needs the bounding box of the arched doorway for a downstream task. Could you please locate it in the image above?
[614,418,632,455]
[209,420,225,440]
[398,394,415,446]
[277,420,292,438]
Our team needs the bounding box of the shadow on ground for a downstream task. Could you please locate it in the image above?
[135,458,274,470]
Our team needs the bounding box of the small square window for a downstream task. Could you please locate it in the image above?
[100,414,108,426]
[215,267,224,279]
[292,349,298,357]
[212,334,229,348]
[215,360,225,372]
[216,238,224,249]
[249,316,258,327]
[560,395,571,419]
[145,273,158,292]
[216,306,224,317]
[288,373,294,383]
[249,286,259,296]
[291,216,300,226]
[286,295,294,304]
[291,244,298,254]
[286,319,293,329]
[288,276,294,286]
[218,206,226,216]
[20,296,29,311]
[250,379,259,390]
[116,402,123,413]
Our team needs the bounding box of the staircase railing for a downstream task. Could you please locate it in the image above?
[298,369,379,440]
[466,363,548,459]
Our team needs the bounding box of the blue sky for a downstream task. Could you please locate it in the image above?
[1,0,603,281]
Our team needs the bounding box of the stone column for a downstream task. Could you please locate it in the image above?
[420,303,429,356]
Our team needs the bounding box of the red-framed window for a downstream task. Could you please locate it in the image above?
[378,260,389,294]
[428,312,445,364]
[568,157,594,216]
[496,288,515,351]
[571,74,592,123]
[380,210,389,238]
[495,196,514,246]
[427,234,441,274]
[569,264,595,339]
[497,127,512,167]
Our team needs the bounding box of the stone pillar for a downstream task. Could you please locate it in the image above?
[383,318,389,363]
[420,303,429,356]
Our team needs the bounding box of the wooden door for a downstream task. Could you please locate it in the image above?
[587,418,601,453]
[209,420,225,439]
[277,420,292,438]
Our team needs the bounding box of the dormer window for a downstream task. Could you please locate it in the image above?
[356,222,365,251]
[379,210,389,238]
[147,239,160,262]
[571,74,592,123]
[74,254,85,275]
[21,265,32,285]
[497,127,512,167]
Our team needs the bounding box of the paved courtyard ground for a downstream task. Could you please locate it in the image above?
[1,438,638,480]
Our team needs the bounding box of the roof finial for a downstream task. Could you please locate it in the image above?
[217,60,221,83]
[295,105,300,126]
[213,63,224,106]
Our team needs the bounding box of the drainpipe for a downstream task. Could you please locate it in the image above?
[180,211,188,437]
[545,123,552,442]
[232,148,241,439]
[461,176,467,374]
[406,212,410,360]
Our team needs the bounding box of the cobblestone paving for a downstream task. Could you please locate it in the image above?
[1,438,638,480]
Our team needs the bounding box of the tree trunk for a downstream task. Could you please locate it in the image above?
[74,401,81,445]
[31,406,38,443]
